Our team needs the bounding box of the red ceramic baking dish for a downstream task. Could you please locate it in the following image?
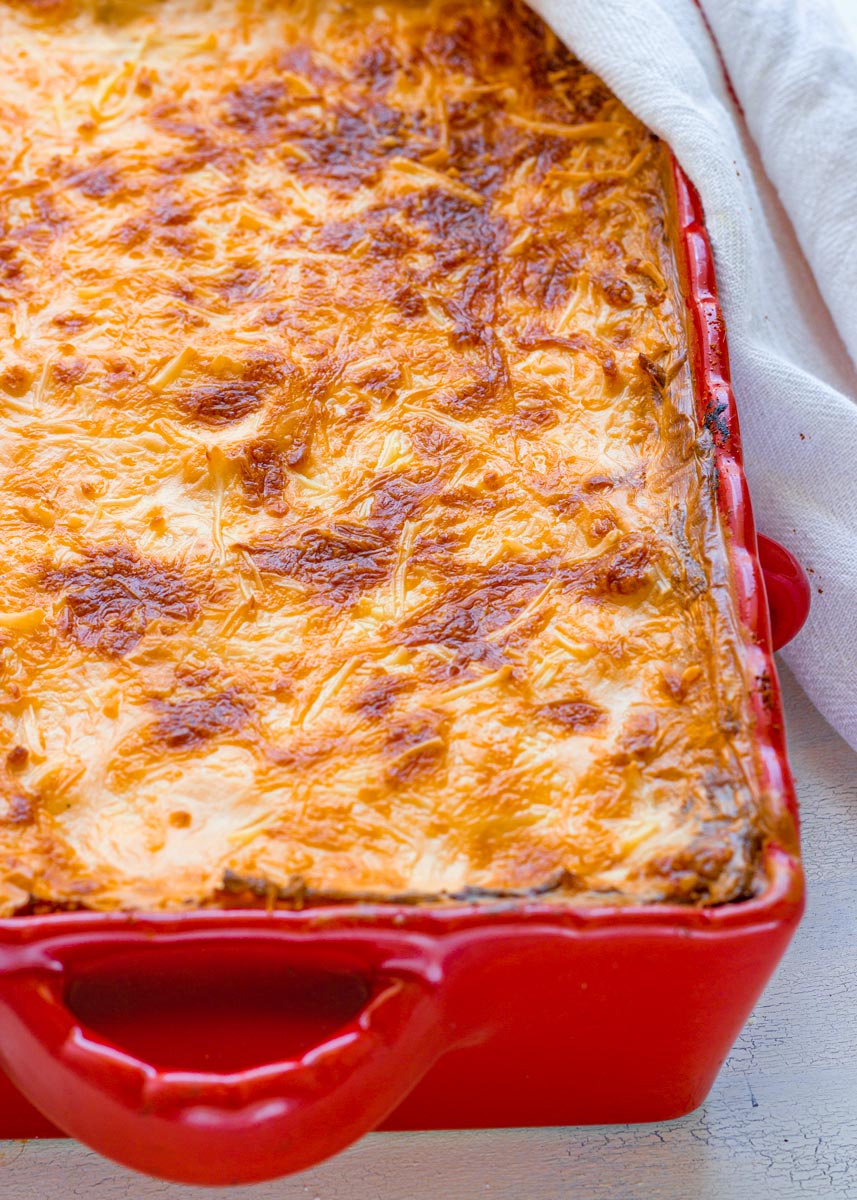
[0,161,809,1187]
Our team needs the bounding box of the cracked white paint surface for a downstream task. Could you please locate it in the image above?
[1,661,855,1199]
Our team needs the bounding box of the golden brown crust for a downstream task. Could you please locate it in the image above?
[0,0,763,914]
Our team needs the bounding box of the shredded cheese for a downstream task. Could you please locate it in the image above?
[0,0,762,915]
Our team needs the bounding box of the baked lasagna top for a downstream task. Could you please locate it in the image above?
[0,0,766,915]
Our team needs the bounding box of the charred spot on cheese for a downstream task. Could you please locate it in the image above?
[390,285,427,318]
[0,245,25,296]
[365,470,442,535]
[0,782,38,826]
[255,360,341,467]
[404,186,506,270]
[405,538,653,653]
[584,474,616,495]
[148,102,217,152]
[40,545,200,657]
[595,271,635,308]
[365,221,419,264]
[222,80,299,143]
[217,267,262,304]
[4,185,69,246]
[507,400,560,436]
[437,482,506,514]
[537,700,605,731]
[51,357,88,388]
[422,12,483,75]
[511,235,582,310]
[174,663,219,690]
[299,105,417,193]
[67,165,124,201]
[174,352,291,428]
[224,80,419,193]
[243,523,395,606]
[355,362,402,402]
[428,383,481,422]
[585,536,653,597]
[150,690,253,750]
[350,673,415,719]
[407,417,467,462]
[5,746,29,772]
[399,558,551,660]
[112,215,149,249]
[586,513,617,544]
[613,711,660,765]
[353,40,397,94]
[266,735,336,773]
[180,379,264,427]
[2,794,37,825]
[238,439,287,512]
[0,364,31,396]
[383,710,449,787]
[52,312,91,331]
[313,220,370,256]
[151,192,194,228]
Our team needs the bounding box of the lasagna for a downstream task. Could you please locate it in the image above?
[0,0,766,913]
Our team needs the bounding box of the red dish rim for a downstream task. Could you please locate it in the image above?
[0,157,803,945]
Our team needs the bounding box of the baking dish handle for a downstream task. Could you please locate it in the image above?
[0,930,448,1185]
[757,534,811,651]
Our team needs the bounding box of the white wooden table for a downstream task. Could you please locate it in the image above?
[0,661,855,1198]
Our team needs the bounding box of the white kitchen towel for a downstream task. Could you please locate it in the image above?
[529,0,857,750]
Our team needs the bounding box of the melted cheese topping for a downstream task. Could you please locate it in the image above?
[0,0,763,914]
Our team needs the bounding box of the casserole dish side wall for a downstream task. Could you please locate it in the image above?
[0,163,806,1185]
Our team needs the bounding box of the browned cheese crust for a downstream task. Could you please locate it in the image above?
[0,0,767,913]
